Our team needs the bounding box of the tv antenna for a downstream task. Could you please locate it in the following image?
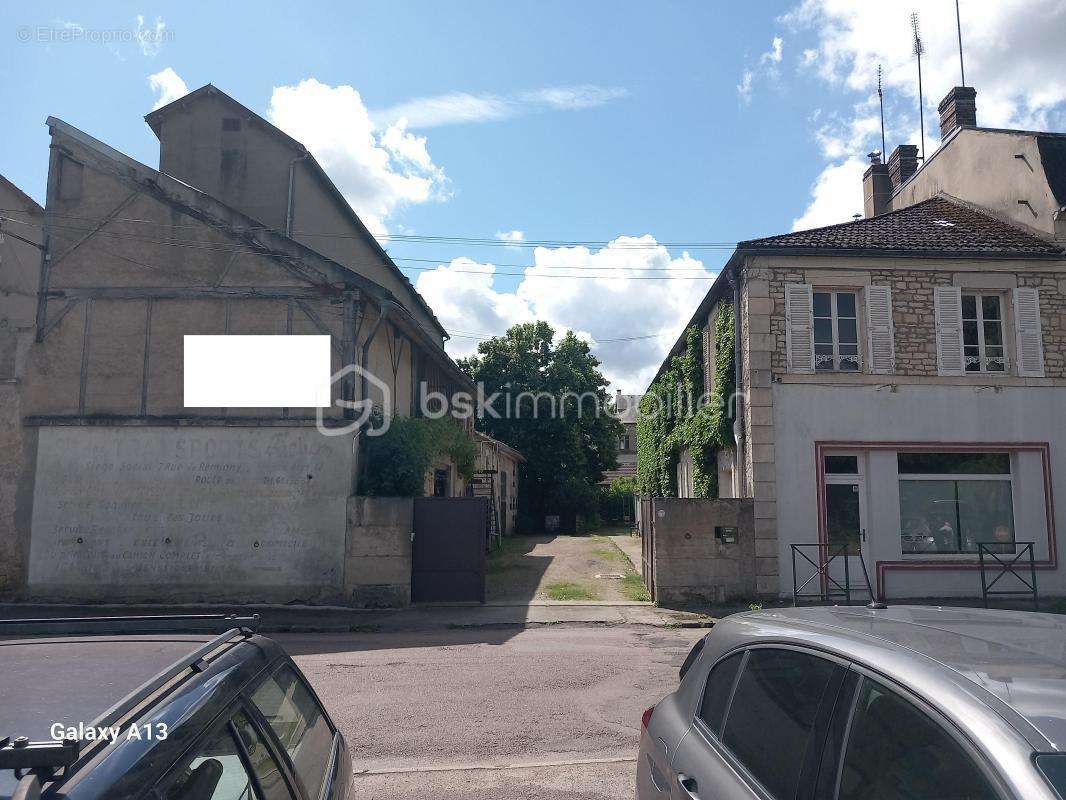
[877,65,887,160]
[911,11,926,161]
[955,0,966,86]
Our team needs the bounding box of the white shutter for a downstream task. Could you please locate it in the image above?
[1014,287,1045,377]
[785,283,815,373]
[934,286,965,376]
[865,285,895,374]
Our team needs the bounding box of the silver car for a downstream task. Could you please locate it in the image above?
[638,606,1066,800]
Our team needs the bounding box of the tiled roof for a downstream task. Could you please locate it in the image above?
[739,196,1062,256]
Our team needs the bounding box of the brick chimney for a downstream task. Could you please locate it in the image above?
[863,151,892,217]
[938,86,977,140]
[887,144,919,190]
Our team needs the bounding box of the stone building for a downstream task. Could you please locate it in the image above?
[0,85,474,605]
[600,391,640,485]
[646,86,1066,602]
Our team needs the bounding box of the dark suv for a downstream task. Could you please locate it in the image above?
[0,615,351,800]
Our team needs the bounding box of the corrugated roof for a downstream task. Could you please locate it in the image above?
[740,195,1062,256]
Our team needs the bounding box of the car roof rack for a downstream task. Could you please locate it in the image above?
[0,613,260,637]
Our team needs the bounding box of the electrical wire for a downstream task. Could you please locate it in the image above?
[36,220,720,280]
[0,207,742,249]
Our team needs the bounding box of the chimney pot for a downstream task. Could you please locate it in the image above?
[938,86,977,140]
[887,144,919,190]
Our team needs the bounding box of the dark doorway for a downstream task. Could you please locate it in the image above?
[432,468,450,497]
[412,497,487,603]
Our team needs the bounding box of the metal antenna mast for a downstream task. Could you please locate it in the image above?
[955,0,966,86]
[911,11,926,161]
[877,64,887,159]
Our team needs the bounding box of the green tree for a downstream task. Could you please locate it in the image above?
[458,321,621,532]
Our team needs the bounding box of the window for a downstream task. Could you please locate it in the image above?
[250,666,335,800]
[222,117,242,131]
[837,680,998,800]
[824,455,859,475]
[962,294,1007,372]
[697,652,743,737]
[433,468,450,497]
[158,711,291,800]
[620,433,631,450]
[814,291,860,372]
[721,649,840,799]
[898,452,1015,554]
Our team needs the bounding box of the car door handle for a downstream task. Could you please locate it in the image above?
[676,772,700,799]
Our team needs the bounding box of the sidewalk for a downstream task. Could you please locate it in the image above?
[0,601,715,633]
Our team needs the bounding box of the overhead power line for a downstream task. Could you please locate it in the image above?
[0,207,741,250]
[35,221,718,280]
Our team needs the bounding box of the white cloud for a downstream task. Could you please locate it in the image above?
[268,79,448,235]
[494,230,525,246]
[521,85,628,110]
[372,84,627,129]
[791,156,866,231]
[134,15,168,56]
[147,67,188,110]
[738,36,785,102]
[414,235,717,393]
[784,0,1066,228]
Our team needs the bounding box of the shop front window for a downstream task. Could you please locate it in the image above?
[898,452,1015,555]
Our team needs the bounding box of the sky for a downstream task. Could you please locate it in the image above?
[2,1,1065,393]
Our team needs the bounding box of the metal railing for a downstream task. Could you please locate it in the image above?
[791,542,881,607]
[979,542,1039,610]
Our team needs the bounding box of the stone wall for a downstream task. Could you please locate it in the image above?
[345,496,413,607]
[646,498,755,607]
[740,272,779,596]
[762,259,1066,380]
[1020,273,1066,378]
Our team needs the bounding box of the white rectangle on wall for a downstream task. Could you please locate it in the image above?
[184,335,331,408]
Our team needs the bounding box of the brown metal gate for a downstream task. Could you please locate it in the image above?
[412,497,488,603]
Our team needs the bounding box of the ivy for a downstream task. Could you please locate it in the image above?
[636,302,736,498]
[360,415,477,497]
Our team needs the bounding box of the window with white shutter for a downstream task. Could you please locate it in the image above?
[785,284,815,373]
[1013,287,1045,377]
[934,286,965,376]
[865,285,895,374]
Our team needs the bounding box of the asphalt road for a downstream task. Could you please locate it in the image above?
[278,625,706,800]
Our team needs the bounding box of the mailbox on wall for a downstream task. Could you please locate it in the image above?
[715,526,739,544]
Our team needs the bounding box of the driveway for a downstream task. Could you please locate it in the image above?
[487,532,649,603]
[280,625,705,799]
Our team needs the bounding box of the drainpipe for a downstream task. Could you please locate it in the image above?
[285,152,310,236]
[729,263,745,497]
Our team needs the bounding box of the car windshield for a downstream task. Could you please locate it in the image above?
[1037,754,1066,798]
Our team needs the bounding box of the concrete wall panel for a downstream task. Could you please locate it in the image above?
[26,426,351,602]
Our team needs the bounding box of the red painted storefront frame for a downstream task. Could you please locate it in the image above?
[813,441,1057,599]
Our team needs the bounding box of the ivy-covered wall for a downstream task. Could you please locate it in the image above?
[636,302,736,498]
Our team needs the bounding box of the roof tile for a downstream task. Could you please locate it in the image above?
[740,196,1062,256]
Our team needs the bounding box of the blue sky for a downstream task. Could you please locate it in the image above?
[2,1,1064,391]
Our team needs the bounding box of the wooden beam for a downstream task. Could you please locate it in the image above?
[78,298,93,414]
[49,286,339,300]
[39,298,80,341]
[295,299,343,357]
